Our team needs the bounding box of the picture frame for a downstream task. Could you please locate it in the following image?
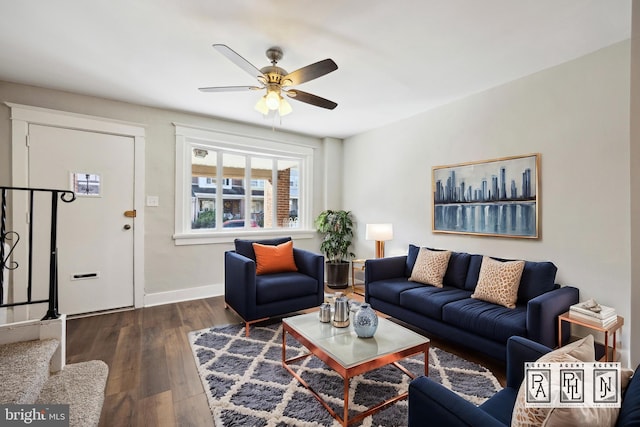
[432,153,539,238]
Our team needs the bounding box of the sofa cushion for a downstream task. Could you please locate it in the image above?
[409,248,451,287]
[405,245,471,289]
[442,299,527,343]
[255,272,318,305]
[464,254,484,290]
[399,286,472,320]
[517,260,558,303]
[368,278,424,305]
[253,241,298,275]
[471,257,525,309]
[234,237,292,261]
[463,255,558,302]
[443,251,471,289]
[405,244,420,276]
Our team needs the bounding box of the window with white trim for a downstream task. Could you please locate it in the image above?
[174,125,313,244]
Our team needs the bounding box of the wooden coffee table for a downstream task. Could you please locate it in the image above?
[282,312,429,426]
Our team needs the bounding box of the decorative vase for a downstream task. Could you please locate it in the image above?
[353,303,378,338]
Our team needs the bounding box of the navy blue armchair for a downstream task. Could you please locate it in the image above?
[224,237,324,336]
[408,336,640,426]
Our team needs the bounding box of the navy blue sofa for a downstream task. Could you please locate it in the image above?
[364,245,579,361]
[225,237,324,334]
[408,336,640,426]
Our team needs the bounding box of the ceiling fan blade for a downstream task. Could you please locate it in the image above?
[282,59,338,86]
[213,44,266,81]
[285,89,337,110]
[199,86,262,92]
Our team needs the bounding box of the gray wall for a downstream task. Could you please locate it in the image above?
[343,41,637,365]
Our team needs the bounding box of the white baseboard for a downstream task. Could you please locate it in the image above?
[143,283,224,307]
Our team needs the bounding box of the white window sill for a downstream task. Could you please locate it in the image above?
[173,229,316,246]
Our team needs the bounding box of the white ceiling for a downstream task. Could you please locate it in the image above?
[0,1,631,139]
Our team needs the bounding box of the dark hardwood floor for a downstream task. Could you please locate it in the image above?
[66,291,506,426]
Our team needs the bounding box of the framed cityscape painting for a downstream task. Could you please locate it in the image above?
[432,153,539,238]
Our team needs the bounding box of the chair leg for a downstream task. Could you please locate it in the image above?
[224,303,268,337]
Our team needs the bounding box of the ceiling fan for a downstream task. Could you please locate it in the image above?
[199,44,338,117]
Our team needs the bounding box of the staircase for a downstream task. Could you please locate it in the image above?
[0,319,108,427]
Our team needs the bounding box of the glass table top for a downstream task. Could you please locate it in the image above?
[283,312,429,368]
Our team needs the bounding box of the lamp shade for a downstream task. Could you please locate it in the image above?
[254,96,269,115]
[365,223,393,241]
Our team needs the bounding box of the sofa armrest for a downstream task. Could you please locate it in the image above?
[293,248,324,280]
[365,255,407,283]
[506,336,552,389]
[224,251,257,318]
[409,376,504,427]
[526,285,579,349]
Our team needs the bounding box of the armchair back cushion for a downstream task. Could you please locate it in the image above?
[234,237,292,261]
[253,241,298,275]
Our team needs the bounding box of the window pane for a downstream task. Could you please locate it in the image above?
[279,160,300,228]
[251,157,272,228]
[191,149,217,229]
[222,153,247,228]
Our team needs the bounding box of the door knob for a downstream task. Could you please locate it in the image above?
[123,224,132,230]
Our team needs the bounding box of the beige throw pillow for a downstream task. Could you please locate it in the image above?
[409,248,451,288]
[511,335,599,427]
[471,256,525,308]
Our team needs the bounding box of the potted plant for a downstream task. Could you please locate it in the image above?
[315,210,355,288]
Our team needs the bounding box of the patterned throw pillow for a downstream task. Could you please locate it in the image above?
[252,241,298,275]
[511,335,633,427]
[409,248,451,287]
[471,256,525,308]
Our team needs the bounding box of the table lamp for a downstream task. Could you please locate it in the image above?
[365,223,393,258]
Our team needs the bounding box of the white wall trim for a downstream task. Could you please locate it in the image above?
[173,123,316,245]
[143,283,224,307]
[7,103,146,312]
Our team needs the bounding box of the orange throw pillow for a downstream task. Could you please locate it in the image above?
[252,241,298,275]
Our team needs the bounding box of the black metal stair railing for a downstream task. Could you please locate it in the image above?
[0,186,76,320]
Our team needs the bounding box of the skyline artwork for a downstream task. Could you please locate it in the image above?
[432,153,539,238]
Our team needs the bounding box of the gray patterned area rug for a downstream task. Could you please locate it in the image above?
[189,322,501,427]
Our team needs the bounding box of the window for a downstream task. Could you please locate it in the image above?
[174,125,315,244]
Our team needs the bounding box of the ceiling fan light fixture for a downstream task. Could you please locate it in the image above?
[278,98,292,116]
[265,90,281,110]
[203,45,337,117]
[254,96,269,115]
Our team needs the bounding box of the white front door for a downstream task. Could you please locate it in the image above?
[28,124,135,315]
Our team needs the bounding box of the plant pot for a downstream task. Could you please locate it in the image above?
[326,261,350,289]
